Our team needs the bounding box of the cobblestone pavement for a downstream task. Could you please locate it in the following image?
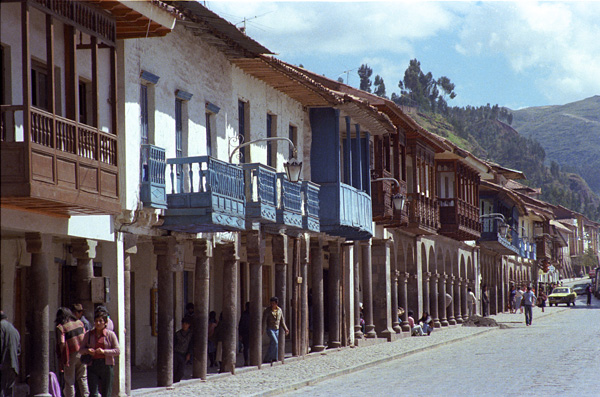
[284,294,600,397]
[136,290,599,396]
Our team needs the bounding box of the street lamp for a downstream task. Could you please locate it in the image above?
[229,135,303,182]
[371,177,406,211]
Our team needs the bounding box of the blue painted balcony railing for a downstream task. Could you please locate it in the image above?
[140,144,167,209]
[529,242,537,260]
[162,156,245,233]
[243,163,277,225]
[319,182,372,240]
[276,173,303,230]
[480,217,520,256]
[302,181,320,233]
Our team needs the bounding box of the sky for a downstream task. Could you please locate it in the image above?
[205,1,600,110]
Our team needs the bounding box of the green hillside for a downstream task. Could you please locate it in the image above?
[511,96,600,195]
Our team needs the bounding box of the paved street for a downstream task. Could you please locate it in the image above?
[285,292,600,397]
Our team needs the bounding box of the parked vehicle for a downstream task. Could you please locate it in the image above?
[548,287,577,306]
[572,283,588,295]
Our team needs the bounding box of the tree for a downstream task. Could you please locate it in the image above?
[373,75,386,98]
[358,64,373,93]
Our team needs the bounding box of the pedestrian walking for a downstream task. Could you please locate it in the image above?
[586,284,592,306]
[467,288,477,318]
[481,285,489,317]
[509,286,516,313]
[173,316,194,383]
[55,307,89,397]
[515,286,524,314]
[262,297,289,366]
[238,303,250,367]
[538,290,547,313]
[522,286,536,326]
[80,308,120,396]
[1,311,21,397]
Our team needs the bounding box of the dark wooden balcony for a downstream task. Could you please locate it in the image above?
[479,216,520,255]
[404,193,439,235]
[275,173,303,230]
[162,156,245,233]
[302,181,320,233]
[371,170,409,227]
[438,198,481,241]
[319,182,372,240]
[140,144,167,209]
[535,234,553,260]
[1,105,119,216]
[243,163,277,226]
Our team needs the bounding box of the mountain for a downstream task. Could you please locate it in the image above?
[510,96,600,196]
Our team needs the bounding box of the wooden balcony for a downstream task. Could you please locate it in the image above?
[438,198,481,241]
[404,193,439,235]
[243,163,277,226]
[275,173,303,231]
[1,105,119,216]
[302,181,320,233]
[162,156,245,233]
[479,217,520,255]
[319,182,372,240]
[371,170,409,227]
[535,234,553,260]
[140,144,167,209]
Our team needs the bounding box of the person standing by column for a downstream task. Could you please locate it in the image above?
[481,285,490,317]
[262,297,289,366]
[72,304,91,332]
[80,308,120,396]
[173,316,194,383]
[1,311,21,397]
[522,286,537,326]
[54,307,89,397]
[467,288,477,318]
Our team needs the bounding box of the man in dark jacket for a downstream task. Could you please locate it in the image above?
[173,316,194,383]
[1,311,21,397]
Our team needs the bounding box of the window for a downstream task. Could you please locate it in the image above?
[289,124,297,159]
[266,113,277,167]
[31,62,48,110]
[140,84,149,144]
[238,100,249,162]
[205,112,212,156]
[175,99,184,191]
[78,80,90,125]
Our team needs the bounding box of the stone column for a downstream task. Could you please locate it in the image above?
[448,276,457,325]
[454,277,463,323]
[310,237,325,352]
[440,274,449,326]
[352,242,363,340]
[246,231,264,368]
[461,279,469,320]
[423,272,431,314]
[123,235,137,394]
[391,241,401,334]
[328,240,342,348]
[153,236,176,387]
[300,235,309,356]
[26,232,52,397]
[221,242,239,374]
[192,239,212,380]
[71,238,98,319]
[360,241,376,338]
[399,272,410,332]
[431,273,441,328]
[273,234,288,362]
[371,239,394,340]
[407,273,419,320]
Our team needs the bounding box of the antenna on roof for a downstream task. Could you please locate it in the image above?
[235,11,272,34]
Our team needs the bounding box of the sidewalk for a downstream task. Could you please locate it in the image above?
[133,305,567,396]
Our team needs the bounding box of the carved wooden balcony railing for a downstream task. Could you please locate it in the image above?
[318,182,372,240]
[1,105,119,215]
[438,198,481,241]
[404,193,439,235]
[243,163,277,226]
[273,173,303,231]
[479,217,521,256]
[302,181,320,233]
[162,156,245,232]
[33,0,116,44]
[535,234,553,260]
[140,144,167,209]
[371,170,409,227]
